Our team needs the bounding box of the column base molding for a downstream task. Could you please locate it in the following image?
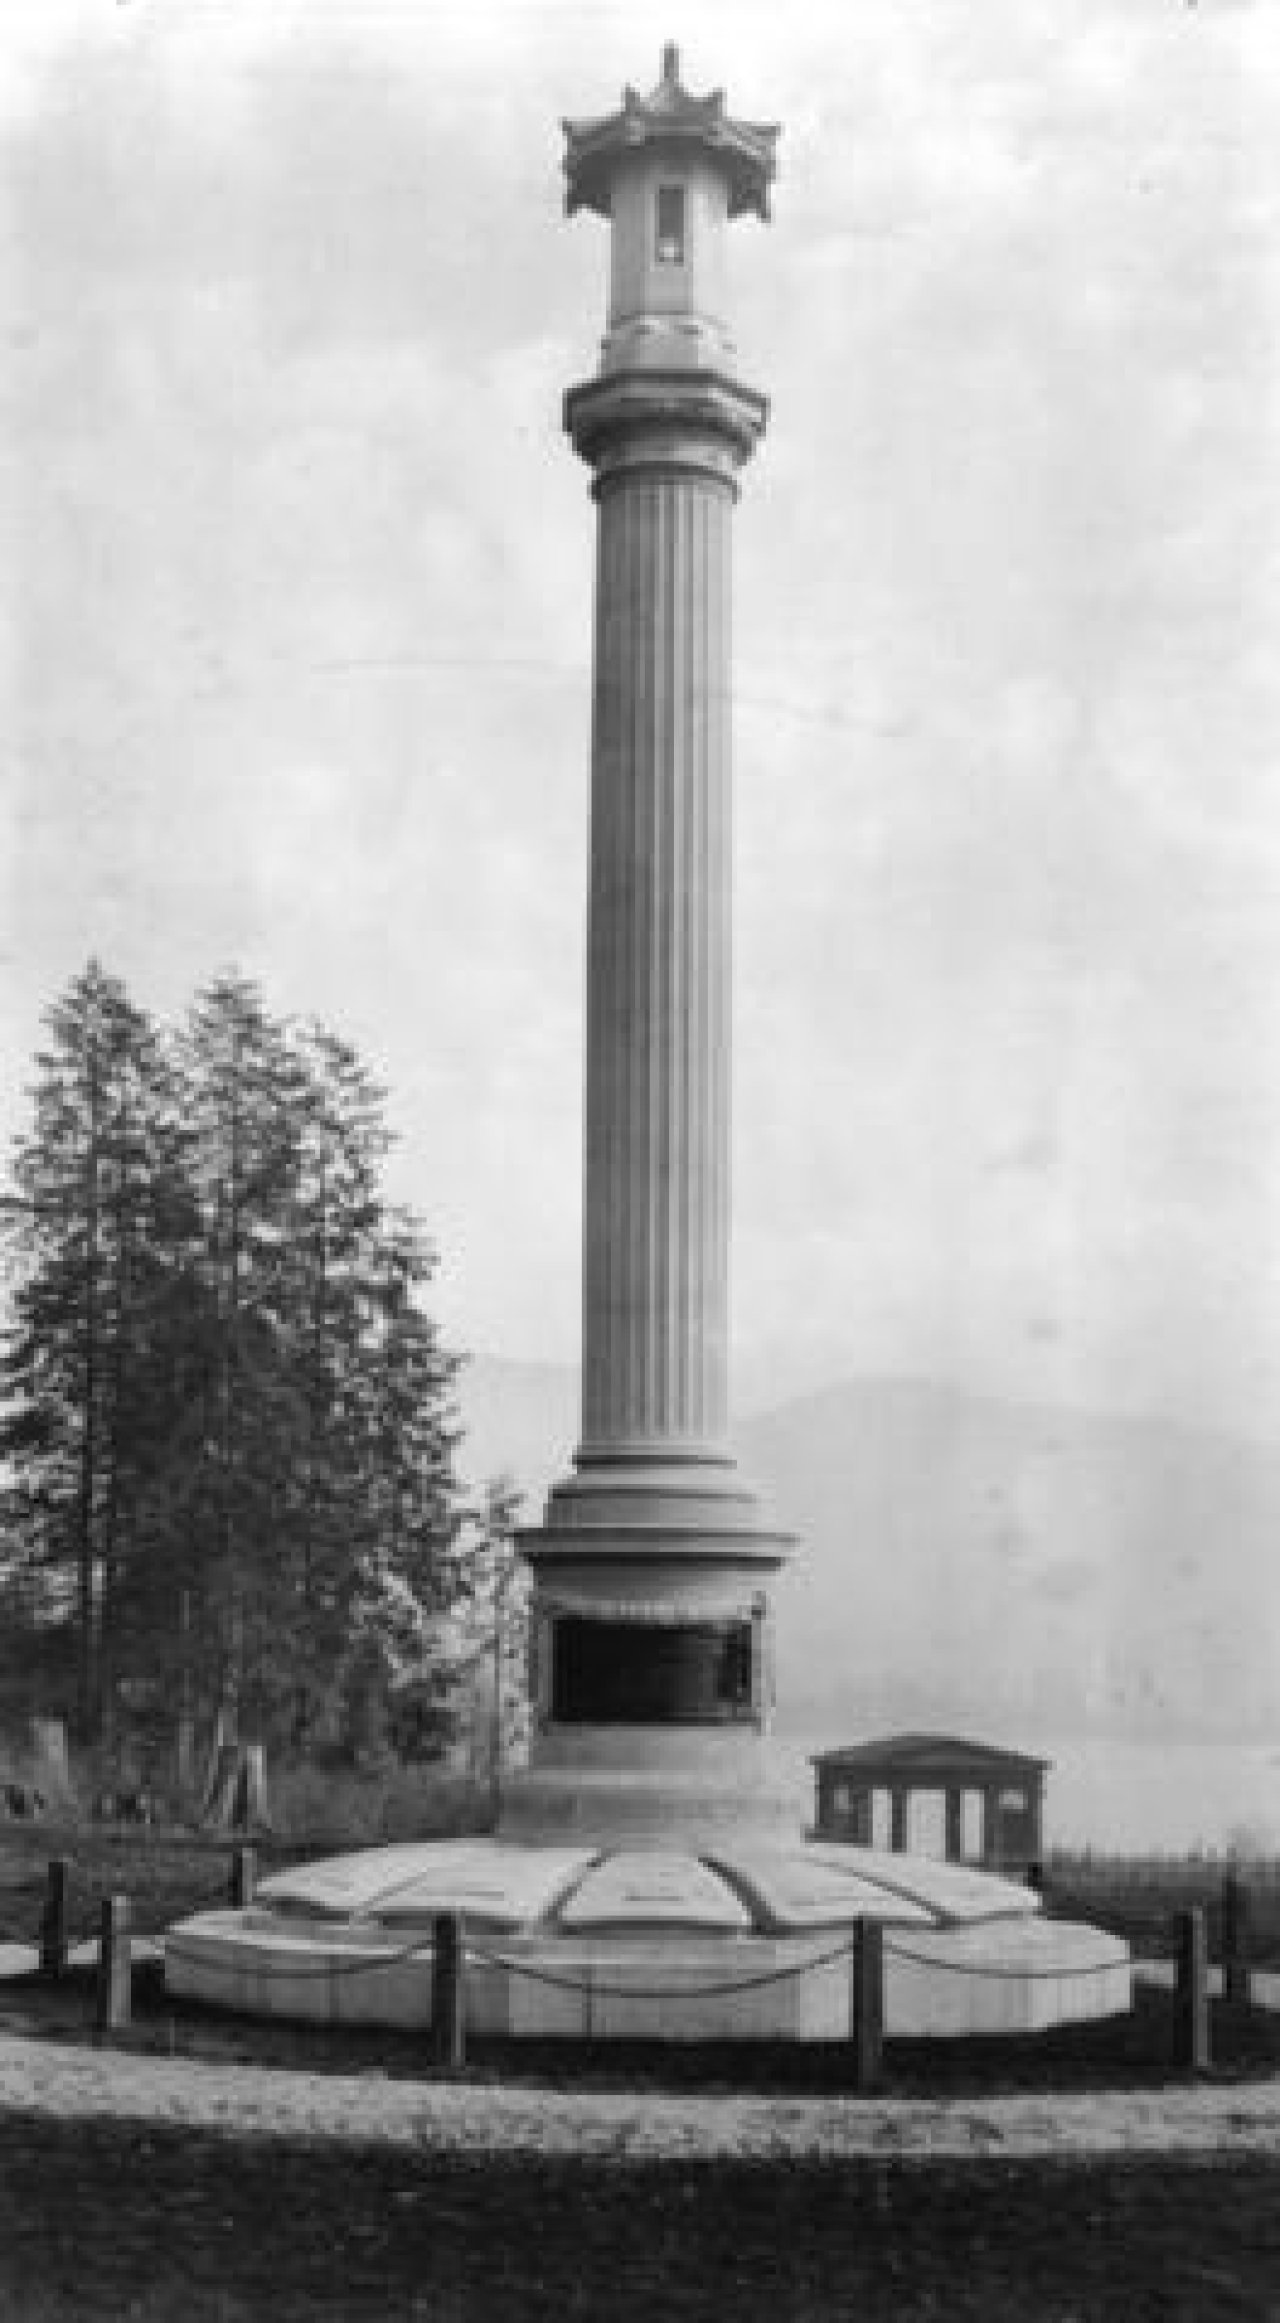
[522,1446,794,1566]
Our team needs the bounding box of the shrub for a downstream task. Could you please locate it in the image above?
[269,1759,488,1848]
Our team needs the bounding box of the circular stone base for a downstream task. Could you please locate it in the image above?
[164,1837,1132,2042]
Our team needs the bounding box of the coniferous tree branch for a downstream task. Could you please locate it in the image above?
[2,962,469,1761]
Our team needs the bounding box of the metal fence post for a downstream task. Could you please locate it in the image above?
[850,1917,884,2092]
[39,1857,69,1981]
[231,1845,257,1909]
[431,1911,466,2069]
[1173,1906,1209,2074]
[95,1896,132,2037]
[1222,1869,1250,2006]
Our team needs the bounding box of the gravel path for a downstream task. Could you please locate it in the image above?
[2,2029,1280,2160]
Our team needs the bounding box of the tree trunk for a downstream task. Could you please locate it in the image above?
[176,1588,194,1800]
[99,1084,133,1753]
[77,1041,101,1741]
[203,1738,269,1832]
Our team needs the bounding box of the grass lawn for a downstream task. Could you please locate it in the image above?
[0,2115,1277,2321]
[0,1819,315,1949]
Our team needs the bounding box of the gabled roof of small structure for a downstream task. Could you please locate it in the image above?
[811,1732,1051,1779]
[563,45,779,222]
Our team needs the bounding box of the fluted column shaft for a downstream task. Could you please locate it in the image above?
[580,464,733,1456]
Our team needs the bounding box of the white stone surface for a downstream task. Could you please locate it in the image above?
[164,1911,439,2029]
[880,1918,1132,2038]
[1135,1960,1280,2008]
[803,1843,1040,1924]
[164,1837,1132,2041]
[0,1937,162,1980]
[260,1842,595,1931]
[255,1843,458,1919]
[558,1850,753,1931]
[705,1846,937,1932]
[67,1937,163,1971]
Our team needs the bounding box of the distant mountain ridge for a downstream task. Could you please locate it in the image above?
[456,1356,1280,1750]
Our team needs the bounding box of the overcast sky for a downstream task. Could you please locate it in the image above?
[4,0,1278,1437]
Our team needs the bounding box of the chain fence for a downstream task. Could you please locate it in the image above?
[462,1929,861,2004]
[0,1894,1141,1998]
[0,1866,1245,2020]
[162,1926,442,1986]
[156,1918,1135,2007]
[161,1924,865,2000]
[881,1938,1127,1986]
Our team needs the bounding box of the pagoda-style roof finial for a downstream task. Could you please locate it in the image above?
[562,52,779,222]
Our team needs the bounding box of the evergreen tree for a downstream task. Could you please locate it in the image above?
[3,960,467,1762]
[178,972,310,1739]
[0,962,196,1738]
[359,1207,464,1641]
[283,1024,395,1738]
[455,1474,530,1811]
[175,975,465,1748]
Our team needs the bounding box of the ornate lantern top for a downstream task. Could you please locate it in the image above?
[562,44,779,222]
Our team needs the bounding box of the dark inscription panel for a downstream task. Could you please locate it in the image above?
[552,1618,753,1724]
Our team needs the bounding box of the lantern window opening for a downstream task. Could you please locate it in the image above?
[655,182,686,264]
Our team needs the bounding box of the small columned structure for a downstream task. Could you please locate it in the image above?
[811,1735,1050,1877]
[503,44,796,1845]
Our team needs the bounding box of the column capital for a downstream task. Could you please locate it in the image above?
[565,367,768,491]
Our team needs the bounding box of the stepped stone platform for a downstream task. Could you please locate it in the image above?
[164,1838,1132,2041]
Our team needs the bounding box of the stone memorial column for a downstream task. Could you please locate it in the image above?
[504,50,796,1843]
